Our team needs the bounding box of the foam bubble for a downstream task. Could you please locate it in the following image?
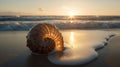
[48,30,115,65]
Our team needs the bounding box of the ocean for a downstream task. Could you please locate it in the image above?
[0,16,120,31]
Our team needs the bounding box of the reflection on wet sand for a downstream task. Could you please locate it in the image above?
[48,30,114,65]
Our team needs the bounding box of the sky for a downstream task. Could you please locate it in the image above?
[0,0,120,16]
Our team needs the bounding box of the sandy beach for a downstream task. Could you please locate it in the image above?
[0,29,120,67]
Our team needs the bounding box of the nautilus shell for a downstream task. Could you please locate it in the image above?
[26,23,64,54]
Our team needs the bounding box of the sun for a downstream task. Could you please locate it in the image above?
[67,10,78,23]
[68,10,78,18]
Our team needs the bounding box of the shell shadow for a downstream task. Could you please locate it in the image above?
[27,53,67,67]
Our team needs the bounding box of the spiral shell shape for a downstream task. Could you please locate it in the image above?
[26,23,64,54]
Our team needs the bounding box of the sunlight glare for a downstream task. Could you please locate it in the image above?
[68,10,77,18]
[69,32,75,48]
[70,32,74,42]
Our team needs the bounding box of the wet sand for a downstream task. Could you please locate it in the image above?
[0,30,120,67]
[85,35,120,67]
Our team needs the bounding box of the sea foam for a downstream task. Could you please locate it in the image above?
[48,30,115,65]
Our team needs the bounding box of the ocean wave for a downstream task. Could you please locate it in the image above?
[0,16,120,21]
[0,21,120,31]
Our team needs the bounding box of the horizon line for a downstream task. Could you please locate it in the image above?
[0,15,120,17]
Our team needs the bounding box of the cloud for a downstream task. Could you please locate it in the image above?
[0,11,32,16]
[38,8,44,11]
[0,12,20,15]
